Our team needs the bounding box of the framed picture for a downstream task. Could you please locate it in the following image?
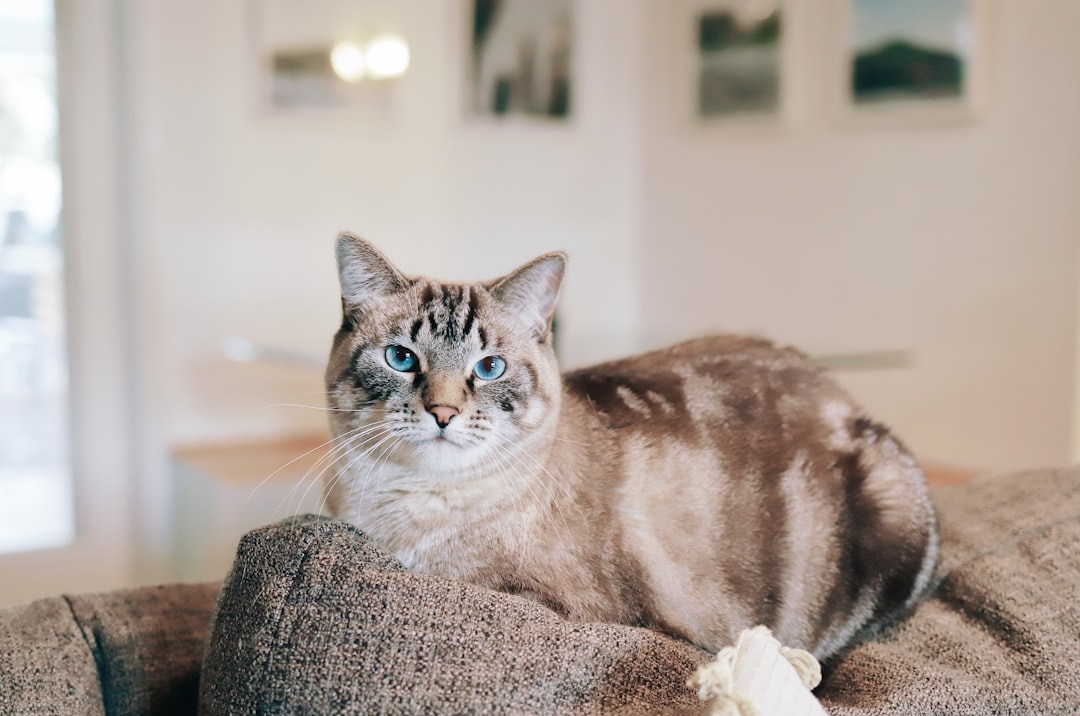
[838,0,989,126]
[467,0,574,121]
[694,0,784,120]
[250,0,410,116]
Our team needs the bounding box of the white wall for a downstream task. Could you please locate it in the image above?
[121,0,1080,516]
[120,0,647,574]
[637,1,1080,473]
[126,0,644,451]
[129,1,445,446]
[441,0,645,365]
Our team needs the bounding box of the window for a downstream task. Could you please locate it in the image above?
[0,0,72,554]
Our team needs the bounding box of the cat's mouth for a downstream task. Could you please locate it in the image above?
[427,431,466,449]
[408,431,486,474]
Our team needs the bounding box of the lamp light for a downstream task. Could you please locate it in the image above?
[330,41,366,82]
[364,34,409,79]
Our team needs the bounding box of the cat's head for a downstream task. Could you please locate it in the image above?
[325,232,565,477]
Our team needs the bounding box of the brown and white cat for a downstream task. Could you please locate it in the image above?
[324,232,938,662]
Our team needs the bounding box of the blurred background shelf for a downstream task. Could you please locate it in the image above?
[170,433,331,581]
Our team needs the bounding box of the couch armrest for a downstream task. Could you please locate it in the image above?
[0,596,107,715]
[0,582,219,716]
[69,583,220,716]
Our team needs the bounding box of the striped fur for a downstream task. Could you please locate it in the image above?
[325,233,938,661]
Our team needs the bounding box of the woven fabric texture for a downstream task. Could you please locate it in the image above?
[201,468,1080,716]
[5,468,1079,715]
[198,518,708,715]
[0,582,217,716]
[0,596,106,715]
[820,467,1080,714]
[69,583,220,716]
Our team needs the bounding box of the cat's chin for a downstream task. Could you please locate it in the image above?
[407,437,486,475]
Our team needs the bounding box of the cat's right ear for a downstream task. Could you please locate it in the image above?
[336,232,408,312]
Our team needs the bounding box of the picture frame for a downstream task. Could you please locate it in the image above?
[465,0,575,122]
[673,0,789,129]
[834,0,990,128]
[248,0,410,118]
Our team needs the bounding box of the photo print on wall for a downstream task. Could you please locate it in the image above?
[849,0,972,107]
[695,0,782,119]
[468,0,573,120]
[252,0,411,114]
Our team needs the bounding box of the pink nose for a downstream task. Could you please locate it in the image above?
[428,405,460,429]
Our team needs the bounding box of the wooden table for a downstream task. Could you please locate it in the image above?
[922,464,978,486]
[170,433,333,582]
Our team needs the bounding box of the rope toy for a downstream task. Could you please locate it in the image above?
[687,626,826,716]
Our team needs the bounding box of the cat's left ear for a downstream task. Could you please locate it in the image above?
[490,252,567,340]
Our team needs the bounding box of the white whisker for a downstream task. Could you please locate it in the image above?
[326,429,404,520]
[260,418,396,521]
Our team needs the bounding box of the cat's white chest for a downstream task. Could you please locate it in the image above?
[337,459,535,578]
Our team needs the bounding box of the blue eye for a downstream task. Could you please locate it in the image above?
[385,345,419,372]
[474,355,507,381]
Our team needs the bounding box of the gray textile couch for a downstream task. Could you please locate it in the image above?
[3,468,1080,714]
[0,582,218,715]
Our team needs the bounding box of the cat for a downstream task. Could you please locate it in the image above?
[323,232,939,662]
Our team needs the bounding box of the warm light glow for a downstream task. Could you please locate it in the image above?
[365,35,410,78]
[330,41,366,82]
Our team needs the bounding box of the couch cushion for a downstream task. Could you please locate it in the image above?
[0,596,106,715]
[820,467,1080,714]
[0,582,218,716]
[199,518,708,715]
[69,583,220,716]
[200,468,1080,715]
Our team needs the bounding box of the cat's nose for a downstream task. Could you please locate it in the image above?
[428,404,460,429]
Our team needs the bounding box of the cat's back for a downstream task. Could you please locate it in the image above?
[562,335,845,441]
[557,335,938,658]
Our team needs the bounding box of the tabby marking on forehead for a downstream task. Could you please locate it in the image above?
[325,232,939,662]
[415,282,475,344]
